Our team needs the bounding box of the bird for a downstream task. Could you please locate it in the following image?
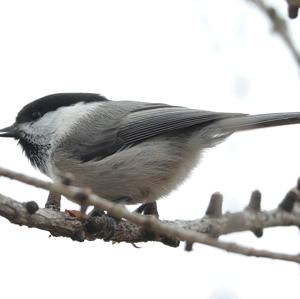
[1,93,300,216]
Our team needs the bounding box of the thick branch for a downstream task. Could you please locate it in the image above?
[1,191,299,242]
[0,193,85,240]
[0,166,299,264]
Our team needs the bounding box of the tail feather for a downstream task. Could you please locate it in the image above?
[211,112,300,133]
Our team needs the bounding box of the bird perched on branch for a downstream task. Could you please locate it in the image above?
[1,93,300,215]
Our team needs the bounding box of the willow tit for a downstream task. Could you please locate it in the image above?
[1,93,300,209]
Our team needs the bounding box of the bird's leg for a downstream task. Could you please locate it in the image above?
[87,208,106,218]
[86,196,131,220]
[45,191,61,211]
[134,202,178,246]
[135,202,159,218]
[80,204,88,214]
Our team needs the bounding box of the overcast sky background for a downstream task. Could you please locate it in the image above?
[0,1,299,298]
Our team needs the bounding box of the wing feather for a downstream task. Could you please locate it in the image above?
[118,106,241,144]
[62,101,243,162]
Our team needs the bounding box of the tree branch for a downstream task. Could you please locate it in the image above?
[0,166,299,263]
[246,0,300,68]
[286,0,300,18]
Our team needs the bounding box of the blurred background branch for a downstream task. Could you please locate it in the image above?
[286,0,300,18]
[247,0,300,67]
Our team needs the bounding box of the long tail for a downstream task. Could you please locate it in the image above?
[210,112,300,134]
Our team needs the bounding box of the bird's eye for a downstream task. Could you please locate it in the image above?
[31,111,42,120]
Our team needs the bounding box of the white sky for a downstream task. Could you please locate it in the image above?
[0,1,299,299]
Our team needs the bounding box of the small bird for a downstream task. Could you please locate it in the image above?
[1,93,300,214]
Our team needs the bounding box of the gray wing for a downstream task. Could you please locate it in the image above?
[118,106,242,144]
[64,101,244,162]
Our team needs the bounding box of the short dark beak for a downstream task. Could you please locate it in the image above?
[0,125,19,138]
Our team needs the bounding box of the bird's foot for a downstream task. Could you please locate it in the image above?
[84,209,118,241]
[75,197,131,240]
[45,191,61,211]
[135,202,159,218]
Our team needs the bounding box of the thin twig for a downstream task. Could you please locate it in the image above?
[247,0,300,68]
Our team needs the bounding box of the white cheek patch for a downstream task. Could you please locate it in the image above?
[22,102,103,145]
